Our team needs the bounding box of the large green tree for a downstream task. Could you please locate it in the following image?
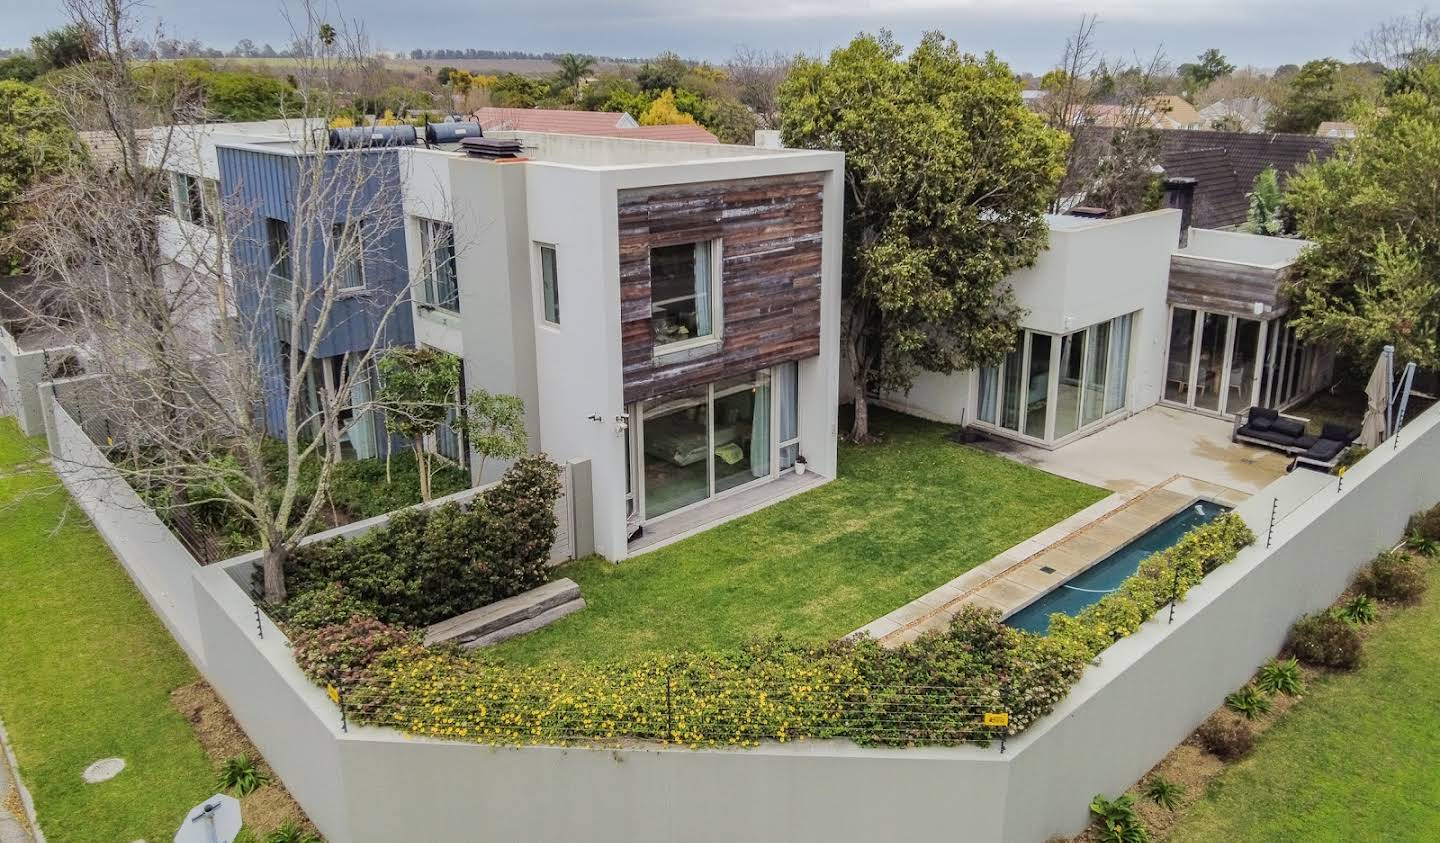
[554,53,596,100]
[1266,58,1380,133]
[1178,48,1235,99]
[1286,63,1440,369]
[0,81,83,274]
[780,31,1067,441]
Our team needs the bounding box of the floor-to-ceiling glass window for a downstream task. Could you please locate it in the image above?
[636,364,795,522]
[1025,333,1052,438]
[1165,308,1198,403]
[1194,312,1230,412]
[974,313,1134,444]
[1053,332,1085,439]
[1226,318,1263,414]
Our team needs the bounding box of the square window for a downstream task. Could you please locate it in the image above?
[539,244,560,324]
[650,240,718,347]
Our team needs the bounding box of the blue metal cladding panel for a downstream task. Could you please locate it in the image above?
[217,145,415,435]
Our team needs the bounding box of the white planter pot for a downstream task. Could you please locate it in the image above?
[795,461,807,476]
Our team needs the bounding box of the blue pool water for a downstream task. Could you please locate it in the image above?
[1004,500,1228,635]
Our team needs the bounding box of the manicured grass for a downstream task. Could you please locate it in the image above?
[1171,564,1440,842]
[0,419,214,842]
[493,408,1107,665]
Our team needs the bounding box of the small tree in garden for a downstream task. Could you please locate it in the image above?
[1245,166,1287,236]
[376,346,460,503]
[463,388,528,480]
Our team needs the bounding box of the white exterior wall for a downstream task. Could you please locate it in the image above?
[884,210,1181,429]
[0,326,65,436]
[399,146,464,357]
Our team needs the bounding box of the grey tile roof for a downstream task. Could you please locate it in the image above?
[1157,129,1339,228]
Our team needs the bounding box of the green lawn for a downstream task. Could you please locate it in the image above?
[1171,564,1440,842]
[493,408,1106,665]
[0,419,214,842]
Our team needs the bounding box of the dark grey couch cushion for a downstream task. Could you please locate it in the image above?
[1304,438,1347,462]
[1271,418,1306,438]
[1320,422,1356,443]
[1248,415,1274,432]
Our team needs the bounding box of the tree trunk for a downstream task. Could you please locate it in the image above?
[852,385,871,443]
[262,542,288,604]
[414,438,432,503]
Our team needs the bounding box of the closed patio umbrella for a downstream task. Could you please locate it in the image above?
[1359,352,1389,447]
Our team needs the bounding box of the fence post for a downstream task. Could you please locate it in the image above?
[1167,568,1182,624]
[665,669,673,743]
[999,676,1009,755]
[1265,498,1279,549]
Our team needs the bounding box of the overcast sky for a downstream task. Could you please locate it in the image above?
[5,0,1415,73]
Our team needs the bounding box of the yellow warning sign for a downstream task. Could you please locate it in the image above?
[983,712,1009,727]
[326,683,340,704]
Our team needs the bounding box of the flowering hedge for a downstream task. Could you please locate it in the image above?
[292,511,1254,749]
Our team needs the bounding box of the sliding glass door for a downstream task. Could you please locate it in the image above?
[975,313,1135,444]
[634,363,796,522]
[1164,306,1270,416]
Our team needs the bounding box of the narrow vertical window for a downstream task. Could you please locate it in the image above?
[539,244,560,324]
[333,221,365,291]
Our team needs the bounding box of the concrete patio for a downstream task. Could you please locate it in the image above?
[970,404,1291,497]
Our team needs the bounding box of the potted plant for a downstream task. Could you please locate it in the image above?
[794,455,808,476]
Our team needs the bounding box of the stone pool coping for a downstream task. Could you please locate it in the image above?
[850,475,1251,647]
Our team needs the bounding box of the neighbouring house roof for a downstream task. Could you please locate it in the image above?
[1157,129,1339,228]
[1197,97,1273,133]
[471,107,638,133]
[470,107,720,144]
[1078,95,1206,130]
[1316,121,1358,139]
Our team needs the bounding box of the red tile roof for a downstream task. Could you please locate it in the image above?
[470,107,719,144]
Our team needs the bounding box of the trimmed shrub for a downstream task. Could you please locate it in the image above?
[278,582,378,631]
[1197,710,1255,761]
[1355,551,1427,605]
[292,616,415,685]
[1289,612,1363,670]
[1408,504,1440,543]
[280,454,563,626]
[1048,513,1255,658]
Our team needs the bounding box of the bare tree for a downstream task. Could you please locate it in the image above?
[727,46,792,130]
[1037,15,1170,215]
[14,0,434,603]
[1355,8,1440,69]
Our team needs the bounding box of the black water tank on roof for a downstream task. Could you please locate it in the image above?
[426,121,482,145]
[327,125,419,149]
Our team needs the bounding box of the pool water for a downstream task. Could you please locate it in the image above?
[1003,499,1228,635]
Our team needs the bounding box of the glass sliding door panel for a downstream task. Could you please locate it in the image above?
[977,365,999,425]
[776,362,799,469]
[1165,308,1197,403]
[1225,318,1263,415]
[642,386,711,519]
[1025,333,1052,439]
[1104,313,1132,414]
[1194,312,1230,412]
[1000,342,1024,432]
[1053,332,1083,439]
[1081,320,1110,427]
[714,372,770,494]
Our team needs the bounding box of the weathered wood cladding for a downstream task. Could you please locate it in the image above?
[1167,255,1291,318]
[618,173,825,404]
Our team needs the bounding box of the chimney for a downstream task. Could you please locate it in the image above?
[1162,177,1197,247]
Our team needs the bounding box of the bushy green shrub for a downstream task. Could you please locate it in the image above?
[1197,710,1255,760]
[329,452,470,520]
[281,455,562,626]
[1142,775,1183,811]
[292,616,415,685]
[1224,684,1273,720]
[1355,551,1427,605]
[1255,657,1304,696]
[1047,513,1255,659]
[216,753,270,796]
[1289,612,1363,669]
[1408,504,1440,543]
[278,582,378,631]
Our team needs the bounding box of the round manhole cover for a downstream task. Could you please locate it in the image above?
[82,757,126,783]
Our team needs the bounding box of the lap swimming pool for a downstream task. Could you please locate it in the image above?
[1003,499,1228,635]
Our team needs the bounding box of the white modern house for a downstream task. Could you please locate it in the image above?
[396,132,845,560]
[880,197,1327,448]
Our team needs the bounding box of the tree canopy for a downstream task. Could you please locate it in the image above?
[1286,63,1440,369]
[1178,48,1235,99]
[1266,58,1382,133]
[0,81,83,274]
[780,31,1067,440]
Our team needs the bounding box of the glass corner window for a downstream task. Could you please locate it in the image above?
[651,240,718,348]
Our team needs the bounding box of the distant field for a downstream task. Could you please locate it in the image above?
[211,56,638,77]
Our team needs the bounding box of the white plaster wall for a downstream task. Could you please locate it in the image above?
[0,327,59,435]
[1181,228,1309,267]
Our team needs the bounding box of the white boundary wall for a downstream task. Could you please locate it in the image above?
[42,380,1440,842]
[1,325,72,436]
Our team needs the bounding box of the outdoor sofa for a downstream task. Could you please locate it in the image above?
[1233,406,1358,471]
